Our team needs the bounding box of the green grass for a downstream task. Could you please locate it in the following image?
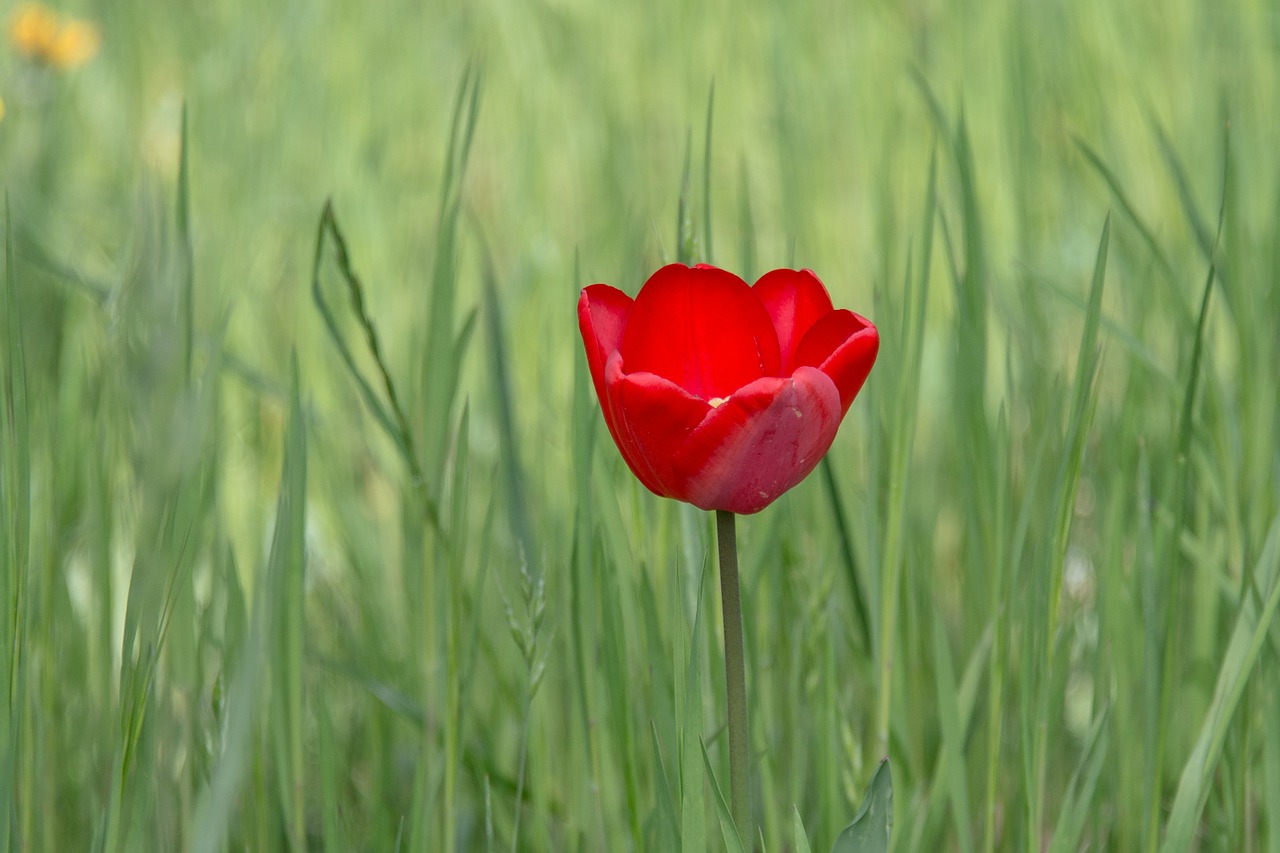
[2,0,1279,849]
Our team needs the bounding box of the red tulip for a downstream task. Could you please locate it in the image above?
[578,263,879,514]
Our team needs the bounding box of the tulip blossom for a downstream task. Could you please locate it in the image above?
[578,262,878,514]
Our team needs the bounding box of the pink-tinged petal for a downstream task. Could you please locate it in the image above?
[578,286,669,493]
[668,366,842,514]
[752,268,834,373]
[609,362,713,496]
[620,263,781,401]
[578,284,633,404]
[594,352,670,497]
[794,310,879,414]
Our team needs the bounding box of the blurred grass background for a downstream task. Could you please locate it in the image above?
[2,0,1279,850]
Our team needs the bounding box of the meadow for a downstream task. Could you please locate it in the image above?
[1,0,1279,850]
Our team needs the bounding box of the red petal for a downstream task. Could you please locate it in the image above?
[794,310,879,414]
[578,284,633,404]
[752,268,834,373]
[579,287,668,496]
[620,264,781,401]
[585,352,668,496]
[669,367,842,514]
[609,364,712,496]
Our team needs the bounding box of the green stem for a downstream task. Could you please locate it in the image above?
[715,510,751,839]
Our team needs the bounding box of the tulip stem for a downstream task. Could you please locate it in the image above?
[715,509,752,840]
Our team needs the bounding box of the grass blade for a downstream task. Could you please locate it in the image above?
[480,246,535,572]
[310,202,436,527]
[1265,667,1280,853]
[1030,214,1109,840]
[267,360,309,849]
[792,806,814,853]
[702,79,715,264]
[1,197,31,853]
[1071,135,1180,305]
[930,613,973,853]
[1148,153,1227,851]
[875,146,936,750]
[192,554,266,853]
[700,737,747,853]
[1149,117,1217,276]
[677,130,696,265]
[1160,513,1280,852]
[736,159,757,284]
[681,561,709,853]
[420,64,482,500]
[650,722,681,849]
[176,101,194,383]
[820,459,872,653]
[1048,709,1109,853]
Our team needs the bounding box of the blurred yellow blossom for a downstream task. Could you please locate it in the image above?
[9,3,58,54]
[9,3,99,70]
[0,97,5,122]
[46,19,99,67]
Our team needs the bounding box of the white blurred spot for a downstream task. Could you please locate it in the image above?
[65,553,93,623]
[1063,546,1095,605]
[1064,671,1095,738]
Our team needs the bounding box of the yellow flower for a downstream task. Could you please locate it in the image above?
[8,3,99,70]
[9,4,60,57]
[45,18,99,68]
[0,97,6,122]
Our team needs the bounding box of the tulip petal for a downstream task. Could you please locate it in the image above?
[794,310,879,414]
[670,366,842,514]
[752,268,834,373]
[620,263,781,401]
[578,284,633,400]
[609,363,713,496]
[578,287,667,496]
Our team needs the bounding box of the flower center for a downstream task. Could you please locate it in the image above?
[708,396,728,408]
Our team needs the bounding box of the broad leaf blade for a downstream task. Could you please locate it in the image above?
[832,759,893,853]
[792,806,815,853]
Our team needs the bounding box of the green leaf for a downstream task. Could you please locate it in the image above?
[192,370,306,853]
[701,80,715,264]
[736,159,757,285]
[419,62,482,509]
[792,806,814,853]
[874,144,936,748]
[1160,512,1280,853]
[480,249,535,571]
[680,561,708,853]
[268,359,309,850]
[598,545,643,847]
[929,614,973,853]
[676,129,695,265]
[1264,668,1280,853]
[1048,709,1110,853]
[699,738,746,853]
[650,722,681,850]
[0,195,31,853]
[820,459,872,653]
[1071,134,1180,308]
[176,101,195,382]
[832,759,893,853]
